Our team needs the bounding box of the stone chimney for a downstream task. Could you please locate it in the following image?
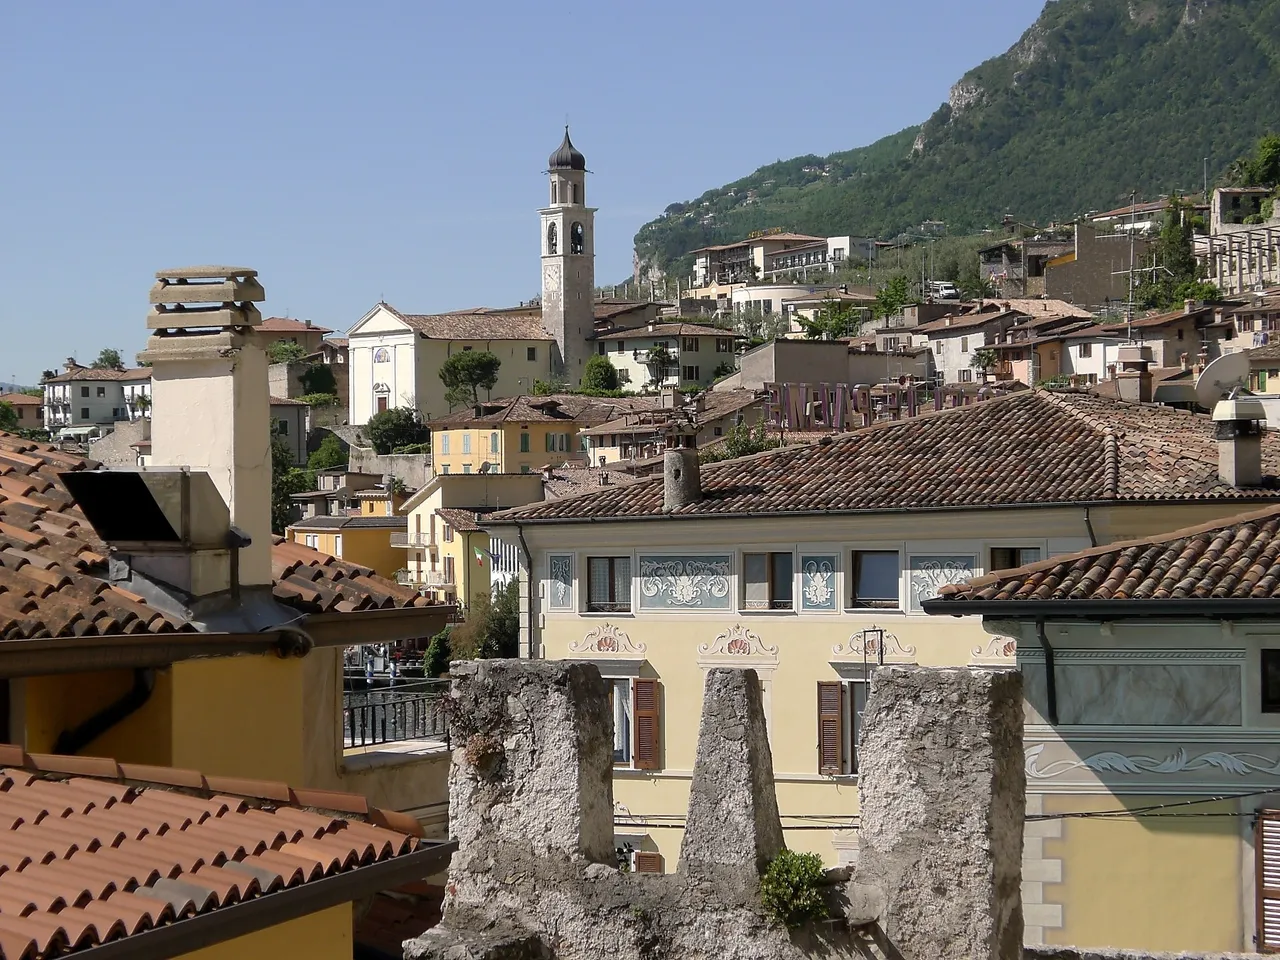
[1114,343,1153,404]
[1184,299,1198,315]
[663,425,701,512]
[1213,395,1267,487]
[138,266,271,589]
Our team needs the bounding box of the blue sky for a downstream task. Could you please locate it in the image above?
[0,1,1041,384]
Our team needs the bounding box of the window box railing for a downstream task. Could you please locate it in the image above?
[343,680,450,748]
[396,568,455,587]
[390,532,434,548]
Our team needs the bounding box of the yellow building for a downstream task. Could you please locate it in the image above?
[932,504,1280,953]
[396,473,545,609]
[428,394,658,476]
[487,389,1280,905]
[286,514,407,579]
[0,268,458,958]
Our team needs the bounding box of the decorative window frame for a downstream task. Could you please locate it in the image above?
[580,552,636,617]
[736,545,798,615]
[636,552,733,614]
[697,623,779,745]
[841,541,906,614]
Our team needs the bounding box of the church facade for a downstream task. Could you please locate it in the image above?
[346,130,617,425]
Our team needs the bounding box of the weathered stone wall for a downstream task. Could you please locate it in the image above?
[1026,950,1270,960]
[410,663,860,960]
[854,666,1025,960]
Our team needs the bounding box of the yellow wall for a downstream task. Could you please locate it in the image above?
[171,656,307,783]
[414,338,554,421]
[528,499,1278,872]
[23,670,173,765]
[1042,794,1244,951]
[182,903,351,960]
[434,422,584,475]
[288,527,401,579]
[438,528,492,609]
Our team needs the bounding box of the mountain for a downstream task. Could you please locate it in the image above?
[634,0,1280,279]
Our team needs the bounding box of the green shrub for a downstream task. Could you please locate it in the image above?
[759,851,829,929]
[297,392,340,408]
[391,442,430,455]
[424,628,452,678]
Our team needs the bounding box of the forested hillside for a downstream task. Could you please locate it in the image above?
[635,0,1280,278]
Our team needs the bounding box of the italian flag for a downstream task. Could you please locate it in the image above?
[474,546,486,567]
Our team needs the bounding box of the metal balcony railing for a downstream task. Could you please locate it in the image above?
[390,532,434,548]
[343,681,450,747]
[396,569,455,587]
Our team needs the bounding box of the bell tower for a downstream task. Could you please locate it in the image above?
[541,127,596,382]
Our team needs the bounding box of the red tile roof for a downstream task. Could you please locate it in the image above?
[486,390,1280,525]
[0,395,41,408]
[257,317,334,335]
[930,504,1280,608]
[435,508,489,533]
[380,304,552,342]
[0,744,440,960]
[588,322,734,341]
[42,368,151,384]
[0,433,434,639]
[428,394,658,428]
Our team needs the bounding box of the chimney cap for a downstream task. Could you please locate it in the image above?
[1213,397,1267,423]
[154,266,258,281]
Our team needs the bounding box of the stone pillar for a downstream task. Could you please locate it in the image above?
[678,668,784,877]
[446,660,615,869]
[853,666,1025,960]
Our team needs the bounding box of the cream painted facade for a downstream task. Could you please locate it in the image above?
[981,615,1280,953]
[398,474,544,607]
[346,304,555,424]
[433,422,585,476]
[592,329,735,390]
[497,500,1266,875]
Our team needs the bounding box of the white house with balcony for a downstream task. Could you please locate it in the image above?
[589,321,737,389]
[42,361,151,434]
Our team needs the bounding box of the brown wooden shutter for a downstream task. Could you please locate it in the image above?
[1259,810,1280,951]
[634,851,663,874]
[633,679,660,771]
[817,682,844,776]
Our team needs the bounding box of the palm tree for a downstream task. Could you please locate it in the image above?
[645,345,675,388]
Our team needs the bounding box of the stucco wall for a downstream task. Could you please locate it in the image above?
[182,903,352,960]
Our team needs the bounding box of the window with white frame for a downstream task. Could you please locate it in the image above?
[333,535,342,558]
[849,550,899,609]
[462,434,471,454]
[304,534,319,549]
[609,678,633,764]
[587,557,632,612]
[818,676,869,775]
[742,552,794,610]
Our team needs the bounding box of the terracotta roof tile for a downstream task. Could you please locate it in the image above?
[427,393,659,428]
[488,390,1280,525]
[0,752,433,958]
[933,504,1280,606]
[0,432,438,638]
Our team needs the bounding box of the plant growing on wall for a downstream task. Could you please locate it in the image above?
[299,363,337,396]
[759,851,829,929]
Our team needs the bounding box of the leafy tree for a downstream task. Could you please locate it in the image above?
[297,392,340,408]
[91,349,124,371]
[21,388,42,398]
[363,407,429,455]
[440,350,501,407]
[448,580,520,660]
[800,299,863,340]
[423,628,452,677]
[270,426,311,534]
[0,402,17,432]
[873,275,912,321]
[1135,197,1205,309]
[307,433,348,473]
[581,355,621,392]
[299,363,337,395]
[731,306,785,345]
[700,419,780,464]
[267,340,307,364]
[712,360,736,380]
[645,345,676,387]
[533,377,569,395]
[970,348,998,375]
[958,258,994,300]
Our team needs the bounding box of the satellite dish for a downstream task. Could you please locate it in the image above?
[1194,352,1252,410]
[478,461,491,474]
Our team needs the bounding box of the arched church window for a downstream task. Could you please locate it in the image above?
[373,348,390,363]
[547,222,558,255]
[570,222,584,255]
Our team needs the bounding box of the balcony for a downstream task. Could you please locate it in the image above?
[390,532,435,548]
[396,569,455,588]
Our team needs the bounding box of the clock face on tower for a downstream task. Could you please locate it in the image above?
[544,263,561,294]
